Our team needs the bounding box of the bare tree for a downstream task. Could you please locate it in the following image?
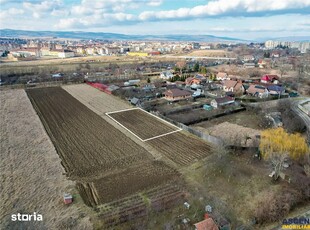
[269,152,288,180]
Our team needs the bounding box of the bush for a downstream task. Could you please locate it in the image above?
[254,163,310,224]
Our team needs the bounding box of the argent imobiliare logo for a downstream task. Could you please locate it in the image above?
[282,217,310,229]
[11,212,43,222]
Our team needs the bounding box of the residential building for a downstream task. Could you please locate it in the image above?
[185,75,206,86]
[243,63,255,68]
[216,72,229,81]
[211,96,235,108]
[222,80,244,93]
[261,74,279,84]
[267,85,285,96]
[247,84,269,98]
[164,88,191,101]
[10,48,41,57]
[160,71,173,80]
[258,59,267,68]
[194,217,219,230]
[58,50,75,58]
[243,55,255,62]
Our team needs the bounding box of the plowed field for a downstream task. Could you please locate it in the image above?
[27,87,152,179]
[148,132,213,166]
[26,87,180,208]
[107,108,179,140]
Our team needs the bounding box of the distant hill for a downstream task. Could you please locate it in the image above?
[257,36,310,42]
[0,29,246,42]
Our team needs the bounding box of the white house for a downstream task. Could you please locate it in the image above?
[216,72,229,81]
[211,96,235,108]
[58,50,75,58]
[160,71,174,80]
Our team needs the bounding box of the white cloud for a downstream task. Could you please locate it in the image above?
[55,12,137,29]
[54,0,310,30]
[23,0,62,18]
[148,0,163,7]
[0,8,24,19]
[139,0,310,21]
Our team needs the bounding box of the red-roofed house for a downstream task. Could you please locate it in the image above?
[194,218,219,230]
[261,74,279,84]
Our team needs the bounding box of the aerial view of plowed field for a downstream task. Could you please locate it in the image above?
[148,132,213,166]
[79,161,180,205]
[63,84,214,167]
[26,87,184,227]
[107,108,179,140]
[26,87,152,178]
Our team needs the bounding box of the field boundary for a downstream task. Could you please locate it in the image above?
[105,108,182,142]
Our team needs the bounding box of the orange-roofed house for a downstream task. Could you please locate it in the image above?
[222,80,244,93]
[194,218,219,230]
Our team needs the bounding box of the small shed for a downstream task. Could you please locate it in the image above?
[130,97,140,105]
[203,104,213,111]
[63,193,73,205]
[184,202,190,209]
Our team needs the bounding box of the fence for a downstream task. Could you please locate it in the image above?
[150,111,223,146]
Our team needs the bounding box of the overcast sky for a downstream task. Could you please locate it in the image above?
[1,0,310,40]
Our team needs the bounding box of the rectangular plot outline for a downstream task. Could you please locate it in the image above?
[105,108,182,142]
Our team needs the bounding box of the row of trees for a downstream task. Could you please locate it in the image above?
[173,61,208,75]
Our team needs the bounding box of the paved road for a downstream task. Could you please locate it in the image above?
[291,98,310,129]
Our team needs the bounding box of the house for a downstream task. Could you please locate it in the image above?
[85,47,95,55]
[211,96,235,108]
[164,88,191,101]
[247,84,269,98]
[10,48,41,57]
[267,85,285,96]
[261,74,279,84]
[185,75,206,86]
[58,49,75,58]
[174,81,186,87]
[142,84,156,91]
[192,89,203,98]
[216,72,229,81]
[258,59,267,68]
[243,63,255,68]
[271,51,281,58]
[243,55,255,62]
[194,217,219,230]
[222,80,244,93]
[130,97,140,105]
[160,71,174,80]
[105,46,120,55]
